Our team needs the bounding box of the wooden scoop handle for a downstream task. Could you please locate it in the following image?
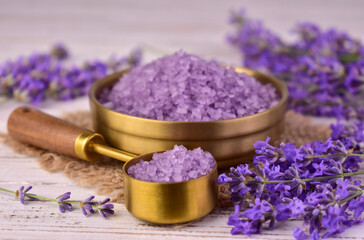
[7,106,87,159]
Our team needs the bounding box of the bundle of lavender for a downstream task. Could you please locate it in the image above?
[227,9,364,119]
[0,44,142,105]
[218,110,364,239]
[222,9,364,239]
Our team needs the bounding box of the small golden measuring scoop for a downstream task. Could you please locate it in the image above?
[7,106,218,224]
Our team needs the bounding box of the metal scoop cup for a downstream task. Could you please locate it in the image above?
[7,106,218,224]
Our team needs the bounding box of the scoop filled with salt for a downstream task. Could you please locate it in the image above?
[128,145,216,183]
[8,106,218,224]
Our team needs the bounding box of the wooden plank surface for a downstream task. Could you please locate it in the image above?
[1,0,364,239]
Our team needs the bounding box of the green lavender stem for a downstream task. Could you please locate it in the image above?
[0,187,14,194]
[313,153,364,158]
[249,171,364,184]
[0,187,82,205]
[338,190,364,205]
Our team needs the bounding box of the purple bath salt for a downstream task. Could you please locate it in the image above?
[100,50,280,121]
[127,145,216,183]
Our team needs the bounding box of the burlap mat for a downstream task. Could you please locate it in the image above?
[0,110,331,207]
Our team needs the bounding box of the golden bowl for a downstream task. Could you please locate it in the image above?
[89,67,288,168]
[123,153,218,224]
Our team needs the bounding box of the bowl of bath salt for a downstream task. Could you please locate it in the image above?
[89,51,288,168]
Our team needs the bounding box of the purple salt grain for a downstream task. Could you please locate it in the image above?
[99,50,280,122]
[127,145,216,183]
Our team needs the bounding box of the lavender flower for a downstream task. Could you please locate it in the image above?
[348,195,364,218]
[16,186,33,204]
[330,117,364,172]
[228,199,276,236]
[97,198,115,218]
[293,228,308,240]
[217,164,252,208]
[56,192,73,213]
[320,205,346,237]
[331,118,364,150]
[253,136,284,164]
[276,197,305,221]
[80,196,96,216]
[336,179,355,199]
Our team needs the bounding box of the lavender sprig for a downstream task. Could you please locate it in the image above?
[0,186,114,218]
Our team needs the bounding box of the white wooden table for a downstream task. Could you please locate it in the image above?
[0,1,364,239]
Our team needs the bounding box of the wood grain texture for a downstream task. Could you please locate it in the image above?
[1,0,364,239]
[7,107,85,159]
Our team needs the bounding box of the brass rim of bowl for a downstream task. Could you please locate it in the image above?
[122,152,218,185]
[89,66,289,125]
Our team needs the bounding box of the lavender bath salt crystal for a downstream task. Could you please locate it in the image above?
[127,145,215,183]
[100,51,280,121]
